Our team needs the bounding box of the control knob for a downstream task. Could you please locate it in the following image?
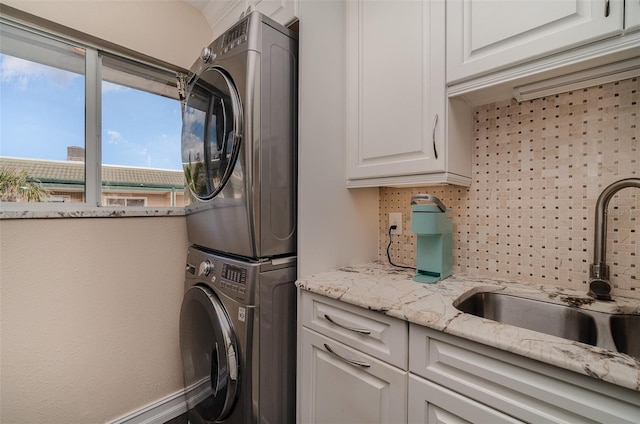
[198,260,213,276]
[200,47,216,63]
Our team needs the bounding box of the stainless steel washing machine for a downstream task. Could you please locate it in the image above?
[180,11,298,260]
[180,246,296,424]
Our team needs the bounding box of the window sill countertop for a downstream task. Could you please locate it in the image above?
[0,206,186,219]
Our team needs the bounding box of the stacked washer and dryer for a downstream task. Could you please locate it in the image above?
[179,12,297,424]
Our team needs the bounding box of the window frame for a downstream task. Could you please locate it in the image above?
[0,11,188,217]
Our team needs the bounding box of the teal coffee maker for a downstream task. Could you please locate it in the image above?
[410,194,452,283]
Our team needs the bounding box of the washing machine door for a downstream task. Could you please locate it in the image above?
[180,284,239,422]
[181,66,243,201]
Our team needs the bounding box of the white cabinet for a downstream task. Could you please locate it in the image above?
[300,329,407,424]
[205,0,298,42]
[298,291,408,424]
[627,0,640,32]
[298,292,640,423]
[446,0,625,83]
[346,0,472,188]
[409,324,640,424]
[408,375,521,424]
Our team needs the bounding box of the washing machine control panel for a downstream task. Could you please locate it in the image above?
[221,263,247,296]
[185,247,266,304]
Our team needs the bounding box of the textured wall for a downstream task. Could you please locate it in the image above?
[380,77,639,299]
[0,217,189,424]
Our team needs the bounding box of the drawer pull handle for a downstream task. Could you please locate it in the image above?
[324,314,371,335]
[324,344,371,368]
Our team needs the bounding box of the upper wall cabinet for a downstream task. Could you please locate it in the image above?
[447,0,624,83]
[346,0,472,188]
[446,0,640,105]
[204,0,298,42]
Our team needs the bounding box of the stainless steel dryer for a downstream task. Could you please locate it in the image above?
[180,246,296,424]
[181,11,298,260]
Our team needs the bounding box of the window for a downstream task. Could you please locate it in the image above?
[105,197,147,207]
[0,18,186,210]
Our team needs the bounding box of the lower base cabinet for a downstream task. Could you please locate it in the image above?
[408,375,521,424]
[299,328,407,424]
[297,291,640,424]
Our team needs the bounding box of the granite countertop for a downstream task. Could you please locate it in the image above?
[296,260,640,392]
[0,207,185,219]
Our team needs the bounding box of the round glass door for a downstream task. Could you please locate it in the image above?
[180,285,239,422]
[181,67,243,201]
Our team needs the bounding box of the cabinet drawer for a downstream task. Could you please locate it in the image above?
[408,374,522,424]
[300,328,407,424]
[300,291,408,369]
[410,325,640,424]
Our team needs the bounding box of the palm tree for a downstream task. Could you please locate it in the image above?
[0,167,49,202]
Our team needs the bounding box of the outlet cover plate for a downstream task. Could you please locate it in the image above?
[389,212,402,235]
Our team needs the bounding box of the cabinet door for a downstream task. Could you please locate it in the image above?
[346,0,446,181]
[251,0,298,26]
[447,0,625,83]
[626,0,640,32]
[299,328,407,424]
[408,375,522,424]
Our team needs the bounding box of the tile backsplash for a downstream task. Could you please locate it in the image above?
[380,77,639,299]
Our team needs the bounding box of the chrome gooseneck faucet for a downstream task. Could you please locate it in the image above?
[588,178,640,300]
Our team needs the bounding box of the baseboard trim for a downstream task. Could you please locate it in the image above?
[106,389,187,424]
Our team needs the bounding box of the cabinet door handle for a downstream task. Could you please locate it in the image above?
[604,0,610,17]
[324,314,372,335]
[324,344,371,368]
[432,114,439,160]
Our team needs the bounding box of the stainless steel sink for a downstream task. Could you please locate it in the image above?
[454,291,639,358]
[610,314,640,358]
[455,292,597,345]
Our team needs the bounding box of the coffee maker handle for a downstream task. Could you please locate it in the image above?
[410,194,446,212]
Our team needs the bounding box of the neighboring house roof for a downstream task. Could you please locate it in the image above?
[0,157,185,189]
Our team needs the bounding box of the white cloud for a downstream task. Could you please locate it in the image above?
[106,130,125,145]
[0,55,80,90]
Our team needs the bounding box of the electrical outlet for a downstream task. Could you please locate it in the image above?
[389,212,402,235]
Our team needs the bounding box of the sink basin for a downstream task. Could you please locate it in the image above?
[610,314,640,358]
[454,292,597,345]
[455,291,640,358]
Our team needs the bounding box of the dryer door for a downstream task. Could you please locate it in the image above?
[182,66,243,202]
[180,284,239,422]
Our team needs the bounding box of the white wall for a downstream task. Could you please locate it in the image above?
[297,0,379,277]
[0,217,189,423]
[1,0,212,69]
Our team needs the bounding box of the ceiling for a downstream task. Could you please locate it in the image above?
[183,0,210,12]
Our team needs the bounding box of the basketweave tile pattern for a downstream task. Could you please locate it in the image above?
[379,77,639,299]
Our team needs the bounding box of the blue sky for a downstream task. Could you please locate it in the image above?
[0,53,183,171]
